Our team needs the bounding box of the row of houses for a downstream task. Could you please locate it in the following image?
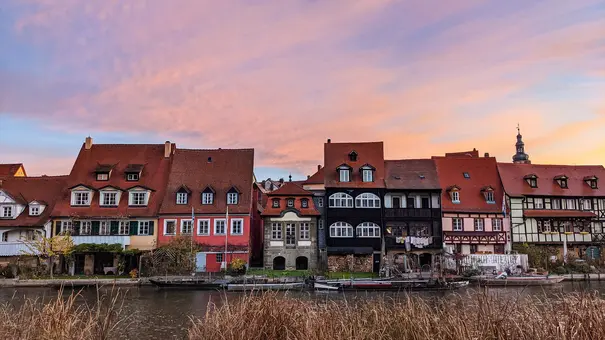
[1,129,604,274]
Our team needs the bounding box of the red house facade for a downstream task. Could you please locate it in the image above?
[158,148,257,272]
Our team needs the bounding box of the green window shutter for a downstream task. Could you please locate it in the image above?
[110,221,119,235]
[149,221,155,236]
[91,221,100,235]
[130,221,138,235]
[73,221,81,235]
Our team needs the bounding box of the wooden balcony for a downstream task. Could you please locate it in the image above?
[384,208,441,219]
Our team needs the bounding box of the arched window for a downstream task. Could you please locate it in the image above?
[356,222,381,238]
[329,222,353,238]
[355,193,381,208]
[329,193,354,208]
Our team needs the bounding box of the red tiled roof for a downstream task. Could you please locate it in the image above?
[497,163,605,197]
[384,159,440,190]
[433,156,504,213]
[261,183,320,216]
[304,166,324,185]
[267,182,312,196]
[0,176,67,227]
[445,150,479,158]
[0,164,25,178]
[159,148,254,215]
[324,141,385,188]
[523,210,596,218]
[52,143,173,218]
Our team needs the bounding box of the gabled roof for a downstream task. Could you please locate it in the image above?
[433,155,504,213]
[304,166,325,185]
[159,148,254,215]
[384,159,440,190]
[261,182,320,216]
[52,143,173,218]
[124,164,145,173]
[324,141,385,188]
[268,182,313,196]
[497,163,605,197]
[0,176,67,227]
[0,163,26,178]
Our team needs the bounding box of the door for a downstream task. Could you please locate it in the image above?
[392,197,401,208]
[196,252,207,272]
[407,197,415,208]
[372,254,381,273]
[421,197,430,209]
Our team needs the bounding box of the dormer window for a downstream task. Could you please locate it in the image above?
[127,173,139,181]
[176,192,188,205]
[29,205,40,216]
[554,175,568,189]
[94,164,113,181]
[301,199,309,208]
[447,186,461,203]
[584,176,598,189]
[337,164,352,182]
[124,164,144,181]
[524,174,538,188]
[130,192,148,206]
[287,198,294,207]
[2,206,13,218]
[481,186,495,203]
[463,172,470,179]
[97,173,109,181]
[71,190,91,206]
[360,164,376,182]
[272,199,280,208]
[227,187,240,205]
[202,187,215,205]
[348,151,358,162]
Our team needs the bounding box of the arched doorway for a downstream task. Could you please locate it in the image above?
[295,256,308,270]
[273,256,286,270]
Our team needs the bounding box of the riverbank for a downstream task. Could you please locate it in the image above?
[0,278,145,288]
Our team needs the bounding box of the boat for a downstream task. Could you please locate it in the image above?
[313,279,469,292]
[226,282,306,291]
[149,278,227,290]
[475,276,564,287]
[313,282,342,291]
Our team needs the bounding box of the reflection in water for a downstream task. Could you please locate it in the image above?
[1,281,604,339]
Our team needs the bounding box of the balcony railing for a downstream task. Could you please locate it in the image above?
[384,236,442,250]
[0,242,39,256]
[384,208,441,219]
[71,236,130,249]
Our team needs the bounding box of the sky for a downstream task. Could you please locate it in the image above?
[0,0,604,180]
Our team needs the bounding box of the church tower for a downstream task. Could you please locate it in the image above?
[512,125,531,164]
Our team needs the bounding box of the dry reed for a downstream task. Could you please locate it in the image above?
[189,290,605,340]
[0,287,128,340]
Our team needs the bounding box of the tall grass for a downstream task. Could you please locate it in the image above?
[0,288,128,340]
[189,290,605,340]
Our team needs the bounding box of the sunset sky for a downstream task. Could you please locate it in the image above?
[1,0,604,180]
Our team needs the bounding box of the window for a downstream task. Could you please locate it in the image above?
[127,173,139,181]
[406,197,415,208]
[552,199,561,210]
[452,191,460,203]
[317,197,324,207]
[96,173,109,181]
[272,199,280,208]
[100,221,111,235]
[493,218,502,232]
[60,221,73,234]
[566,199,576,210]
[590,179,598,189]
[301,199,309,208]
[29,205,40,216]
[181,220,193,235]
[348,151,358,161]
[231,219,243,235]
[356,222,381,238]
[118,221,130,235]
[214,219,226,235]
[329,222,353,238]
[202,193,213,205]
[362,169,373,182]
[474,218,484,231]
[329,193,354,208]
[583,199,592,211]
[560,179,568,188]
[452,218,463,231]
[486,191,495,203]
[463,172,470,179]
[227,193,238,205]
[287,199,294,207]
[540,220,551,233]
[164,220,176,235]
[80,221,92,235]
[176,192,188,205]
[271,223,282,240]
[339,169,350,182]
[318,219,324,230]
[355,193,381,208]
[130,192,147,206]
[101,192,118,206]
[1,233,6,242]
[2,206,13,218]
[534,198,544,209]
[138,221,151,235]
[198,220,210,235]
[300,223,310,240]
[470,244,478,254]
[285,223,296,246]
[216,253,223,263]
[72,191,90,206]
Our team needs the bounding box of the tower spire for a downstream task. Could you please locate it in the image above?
[512,125,531,164]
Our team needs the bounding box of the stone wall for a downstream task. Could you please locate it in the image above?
[327,254,373,272]
[263,215,318,270]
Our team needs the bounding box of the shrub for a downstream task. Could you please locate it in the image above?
[227,258,247,276]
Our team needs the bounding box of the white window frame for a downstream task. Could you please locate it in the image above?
[287,199,294,208]
[129,191,148,206]
[118,221,130,235]
[486,191,495,203]
[100,191,118,206]
[176,192,188,205]
[214,219,226,235]
[362,169,373,182]
[181,219,193,235]
[127,173,139,181]
[339,169,350,182]
[72,191,91,206]
[271,222,282,240]
[356,222,381,238]
[583,199,592,211]
[452,218,463,231]
[227,192,238,205]
[2,206,13,218]
[329,222,353,238]
[566,199,576,210]
[60,221,74,234]
[216,253,223,263]
[300,222,310,240]
[318,219,324,230]
[272,199,280,208]
[202,192,214,205]
[285,223,296,246]
[474,218,484,231]
[301,199,309,208]
[552,199,561,210]
[317,197,324,208]
[534,198,544,209]
[328,193,354,208]
[197,219,210,236]
[80,221,92,235]
[138,221,151,235]
[100,221,111,235]
[493,218,502,232]
[29,205,41,216]
[230,218,244,235]
[355,193,381,208]
[164,219,177,236]
[452,191,460,203]
[96,173,109,181]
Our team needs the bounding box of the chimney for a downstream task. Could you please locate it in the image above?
[484,152,490,158]
[317,164,321,171]
[327,138,331,143]
[164,141,171,158]
[85,136,93,150]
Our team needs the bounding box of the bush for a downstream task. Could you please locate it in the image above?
[227,258,247,276]
[461,268,481,278]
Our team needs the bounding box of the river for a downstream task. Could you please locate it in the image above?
[1,282,605,339]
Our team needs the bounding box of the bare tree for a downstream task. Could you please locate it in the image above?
[22,234,74,279]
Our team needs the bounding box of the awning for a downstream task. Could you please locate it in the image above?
[327,247,374,255]
[523,210,596,218]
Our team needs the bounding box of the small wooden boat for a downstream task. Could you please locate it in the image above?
[314,282,341,291]
[149,278,227,290]
[313,279,469,292]
[227,282,306,292]
[476,276,564,287]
